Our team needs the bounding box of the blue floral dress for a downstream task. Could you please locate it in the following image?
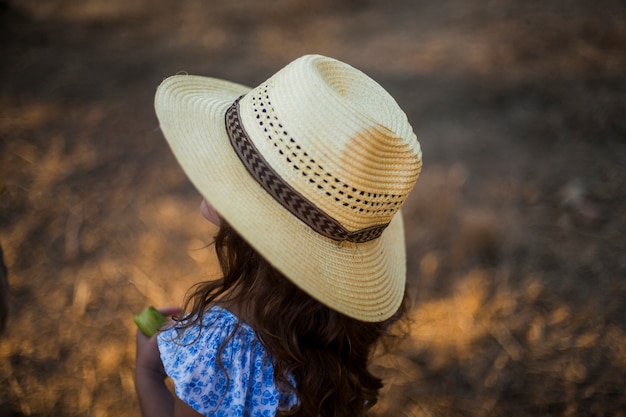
[158,305,297,416]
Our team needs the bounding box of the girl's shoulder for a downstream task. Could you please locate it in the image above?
[157,305,297,416]
[159,305,260,358]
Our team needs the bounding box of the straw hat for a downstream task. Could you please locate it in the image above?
[155,55,422,322]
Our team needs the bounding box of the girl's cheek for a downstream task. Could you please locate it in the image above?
[200,199,220,226]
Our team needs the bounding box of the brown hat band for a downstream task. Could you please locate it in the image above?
[225,97,388,243]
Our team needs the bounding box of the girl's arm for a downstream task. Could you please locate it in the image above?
[135,329,174,417]
[135,306,205,417]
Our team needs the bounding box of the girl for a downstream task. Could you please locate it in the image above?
[135,54,422,417]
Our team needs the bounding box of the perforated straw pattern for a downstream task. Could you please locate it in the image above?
[238,60,422,233]
[226,97,388,243]
[248,84,407,219]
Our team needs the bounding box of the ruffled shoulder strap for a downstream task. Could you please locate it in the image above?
[157,306,296,417]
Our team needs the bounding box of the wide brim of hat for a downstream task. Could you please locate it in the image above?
[155,74,407,322]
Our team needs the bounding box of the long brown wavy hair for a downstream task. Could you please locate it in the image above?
[179,220,408,417]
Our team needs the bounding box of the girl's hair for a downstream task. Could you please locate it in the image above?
[180,220,408,417]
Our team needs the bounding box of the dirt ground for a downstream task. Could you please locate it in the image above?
[1,0,625,416]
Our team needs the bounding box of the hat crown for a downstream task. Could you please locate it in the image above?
[237,55,422,234]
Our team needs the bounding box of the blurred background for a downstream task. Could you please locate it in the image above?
[1,0,625,416]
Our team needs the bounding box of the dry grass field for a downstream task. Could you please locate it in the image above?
[1,0,625,416]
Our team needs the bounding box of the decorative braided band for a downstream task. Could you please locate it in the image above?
[225,97,389,243]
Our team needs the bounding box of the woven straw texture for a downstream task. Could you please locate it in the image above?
[154,55,422,322]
